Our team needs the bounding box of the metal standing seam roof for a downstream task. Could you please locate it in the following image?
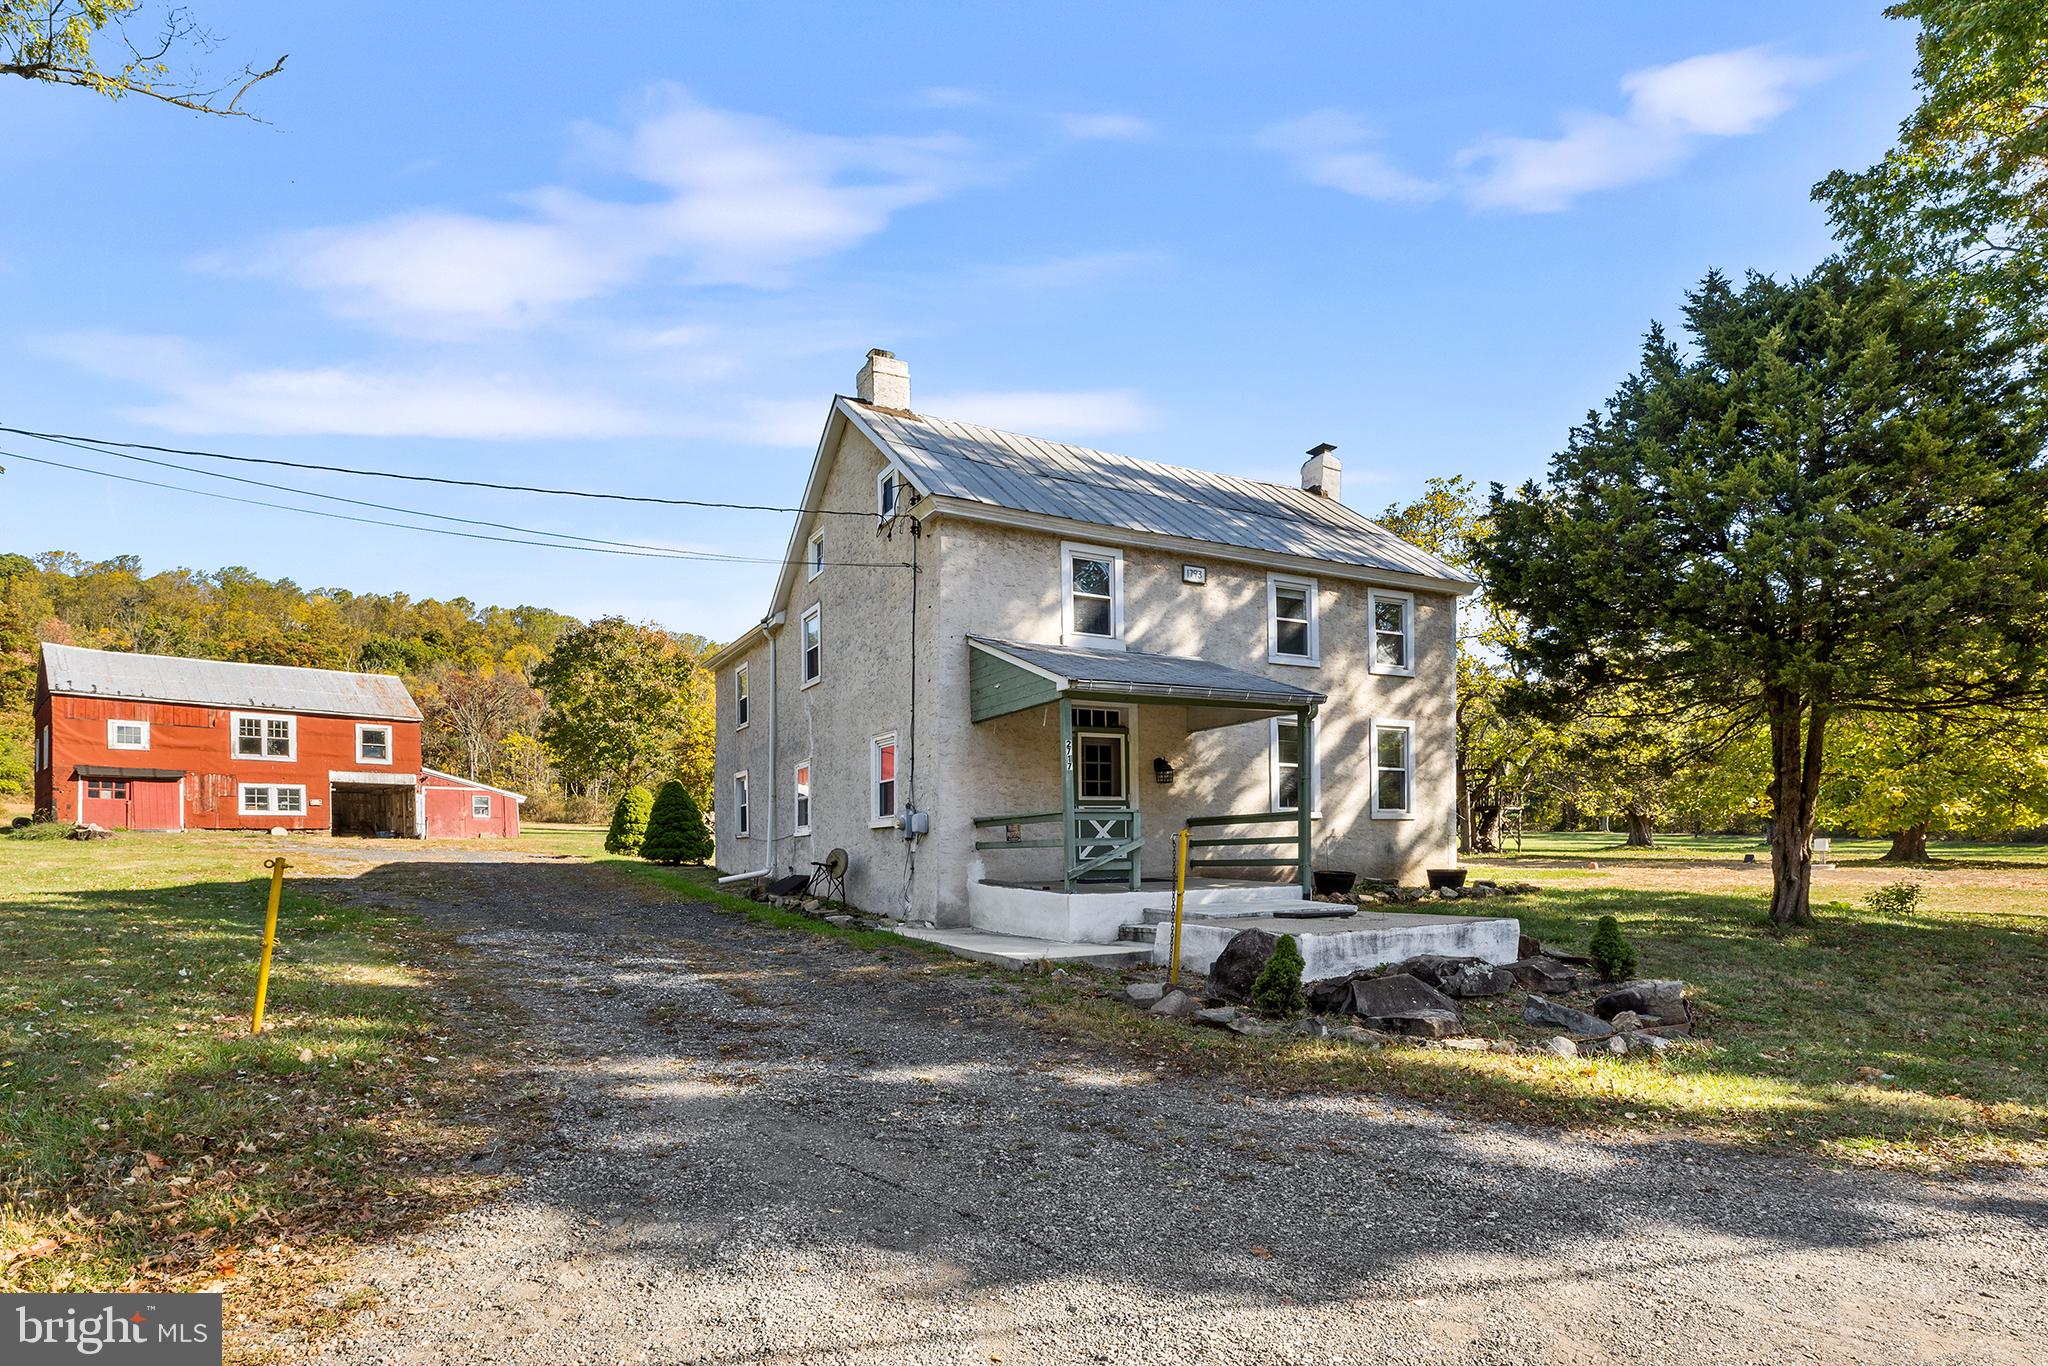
[40,643,423,721]
[847,401,1473,586]
[968,637,1326,708]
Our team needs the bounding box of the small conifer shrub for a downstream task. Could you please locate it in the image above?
[604,785,655,855]
[1587,914,1638,981]
[1249,934,1308,1019]
[640,781,713,864]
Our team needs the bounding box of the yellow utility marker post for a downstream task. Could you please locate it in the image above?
[251,857,287,1034]
[1168,827,1190,986]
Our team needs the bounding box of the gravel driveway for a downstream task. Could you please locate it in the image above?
[286,848,2046,1365]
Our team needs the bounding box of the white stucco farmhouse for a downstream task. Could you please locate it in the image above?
[707,350,1483,961]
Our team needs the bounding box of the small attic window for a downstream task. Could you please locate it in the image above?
[806,531,825,580]
[877,468,902,520]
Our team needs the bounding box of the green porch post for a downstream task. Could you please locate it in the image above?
[1058,696,1077,892]
[1296,705,1315,895]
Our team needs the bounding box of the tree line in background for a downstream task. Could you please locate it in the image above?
[1402,0,2048,925]
[0,552,719,821]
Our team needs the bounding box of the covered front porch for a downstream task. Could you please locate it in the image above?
[963,636,1326,941]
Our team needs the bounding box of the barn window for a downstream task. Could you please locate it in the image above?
[239,784,305,815]
[471,794,492,818]
[107,719,150,750]
[356,724,392,764]
[233,713,296,760]
[87,778,130,800]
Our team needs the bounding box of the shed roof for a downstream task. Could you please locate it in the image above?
[41,643,422,721]
[846,400,1472,586]
[968,636,1325,719]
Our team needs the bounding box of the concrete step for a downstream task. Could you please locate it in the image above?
[893,924,1154,972]
[1117,922,1159,944]
[1140,898,1309,925]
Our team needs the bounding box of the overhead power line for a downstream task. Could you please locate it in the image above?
[0,448,913,570]
[0,424,882,517]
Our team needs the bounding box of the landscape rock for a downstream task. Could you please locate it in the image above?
[1542,1036,1581,1058]
[1393,954,1514,999]
[1518,933,1543,959]
[1508,956,1584,993]
[1192,1006,1240,1028]
[1149,989,1199,1019]
[1122,982,1166,1006]
[1608,1010,1647,1031]
[1226,1017,1281,1038]
[1205,929,1282,1004]
[1345,973,1465,1038]
[1592,980,1689,1024]
[1522,994,1615,1038]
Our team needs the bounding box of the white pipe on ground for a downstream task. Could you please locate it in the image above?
[717,868,771,884]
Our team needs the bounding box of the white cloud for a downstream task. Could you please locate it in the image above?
[1460,47,1838,212]
[1263,48,1836,214]
[1055,112,1154,141]
[224,86,978,334]
[918,389,1155,438]
[1255,111,1443,203]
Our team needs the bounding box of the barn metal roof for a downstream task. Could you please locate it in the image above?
[846,400,1473,587]
[41,643,423,721]
[968,637,1326,709]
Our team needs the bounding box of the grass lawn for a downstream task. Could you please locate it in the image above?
[0,830,534,1342]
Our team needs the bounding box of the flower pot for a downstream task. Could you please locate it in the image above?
[1425,868,1468,890]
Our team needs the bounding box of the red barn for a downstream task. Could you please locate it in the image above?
[33,643,521,838]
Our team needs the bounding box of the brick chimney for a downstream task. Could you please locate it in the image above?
[856,348,910,410]
[1300,443,1341,500]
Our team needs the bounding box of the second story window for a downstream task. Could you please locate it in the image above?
[1369,591,1415,675]
[1062,543,1124,647]
[107,718,150,750]
[735,662,750,728]
[356,723,392,764]
[1268,575,1319,665]
[800,605,822,686]
[233,713,296,761]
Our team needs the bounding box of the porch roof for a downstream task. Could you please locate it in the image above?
[967,636,1325,722]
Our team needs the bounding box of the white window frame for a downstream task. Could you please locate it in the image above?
[733,771,751,838]
[1060,542,1125,649]
[800,605,822,688]
[231,711,297,761]
[806,531,825,581]
[1370,717,1415,820]
[877,467,902,520]
[869,733,898,828]
[734,662,750,729]
[354,722,393,765]
[37,725,50,772]
[106,718,151,751]
[238,783,306,816]
[471,793,492,818]
[793,761,812,836]
[1269,716,1322,817]
[1367,590,1416,677]
[1073,729,1130,805]
[1267,573,1320,666]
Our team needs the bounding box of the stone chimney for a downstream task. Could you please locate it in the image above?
[1300,443,1341,500]
[856,348,910,410]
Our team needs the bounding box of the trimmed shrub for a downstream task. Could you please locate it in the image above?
[640,781,713,864]
[1249,934,1307,1020]
[1864,879,1925,917]
[604,785,655,855]
[1587,914,1638,980]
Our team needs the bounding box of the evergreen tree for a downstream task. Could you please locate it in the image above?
[1587,916,1638,982]
[1249,935,1307,1020]
[640,780,713,865]
[604,785,655,855]
[1483,263,2048,924]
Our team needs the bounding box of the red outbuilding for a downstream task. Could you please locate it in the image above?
[33,643,521,838]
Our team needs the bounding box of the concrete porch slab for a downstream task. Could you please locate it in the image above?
[967,877,1306,943]
[1153,910,1520,981]
[894,924,1155,972]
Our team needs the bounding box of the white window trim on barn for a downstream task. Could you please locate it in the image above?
[106,718,151,750]
[1266,573,1320,666]
[1060,542,1125,650]
[355,722,393,765]
[239,783,306,816]
[471,793,492,818]
[230,711,297,761]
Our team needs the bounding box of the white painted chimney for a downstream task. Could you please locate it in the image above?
[1300,443,1341,500]
[856,348,911,410]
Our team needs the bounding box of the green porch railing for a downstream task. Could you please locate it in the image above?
[1184,809,1311,893]
[974,807,1143,891]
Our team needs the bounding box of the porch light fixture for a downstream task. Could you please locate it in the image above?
[1153,758,1176,786]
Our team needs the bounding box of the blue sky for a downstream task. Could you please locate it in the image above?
[0,1,1916,640]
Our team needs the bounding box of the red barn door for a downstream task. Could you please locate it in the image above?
[129,778,182,830]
